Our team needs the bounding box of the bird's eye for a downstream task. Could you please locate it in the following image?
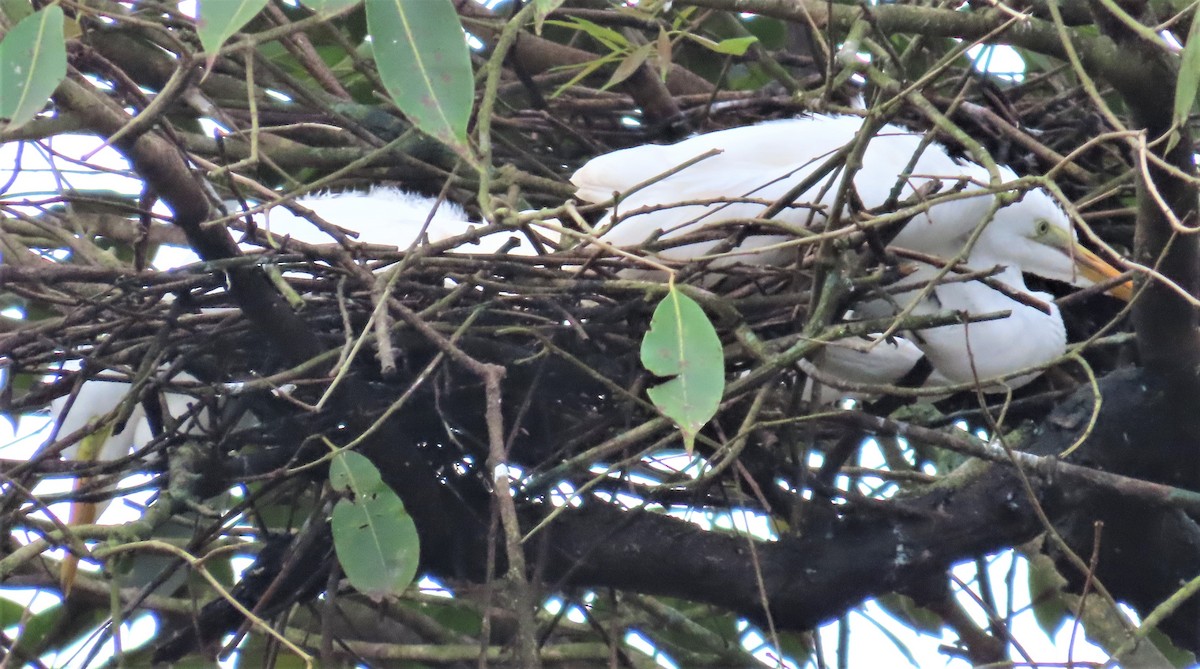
[1034,219,1052,237]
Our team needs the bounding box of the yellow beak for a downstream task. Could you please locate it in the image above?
[1073,244,1132,301]
[60,493,98,596]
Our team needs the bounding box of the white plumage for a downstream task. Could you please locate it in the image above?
[51,113,1128,586]
[261,187,472,247]
[573,115,1001,268]
[51,376,200,592]
[256,186,549,255]
[58,188,553,547]
[572,114,1128,392]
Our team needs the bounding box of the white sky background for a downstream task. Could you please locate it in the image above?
[0,39,1118,669]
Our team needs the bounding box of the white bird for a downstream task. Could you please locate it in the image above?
[253,186,553,255]
[801,335,930,404]
[152,186,555,270]
[571,114,1129,392]
[573,115,999,269]
[50,376,200,593]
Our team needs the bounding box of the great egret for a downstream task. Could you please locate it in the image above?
[571,114,1129,391]
[801,335,930,404]
[251,186,549,254]
[47,125,1126,589]
[51,377,198,593]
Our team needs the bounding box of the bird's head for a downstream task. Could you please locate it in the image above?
[975,191,1131,300]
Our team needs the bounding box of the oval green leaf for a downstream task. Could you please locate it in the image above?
[365,0,473,153]
[330,450,420,599]
[1175,11,1200,131]
[639,286,725,452]
[0,5,66,130]
[196,0,268,62]
[330,448,383,493]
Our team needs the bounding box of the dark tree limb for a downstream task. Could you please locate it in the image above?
[522,368,1200,651]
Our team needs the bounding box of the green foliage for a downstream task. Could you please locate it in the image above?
[681,34,758,56]
[196,0,269,60]
[1175,12,1200,134]
[533,0,567,35]
[236,634,313,668]
[364,0,474,156]
[607,42,654,89]
[0,595,29,628]
[330,450,421,599]
[11,602,110,659]
[0,0,33,23]
[640,285,725,452]
[1027,551,1072,639]
[302,0,361,11]
[0,5,66,129]
[875,593,944,634]
[741,16,786,50]
[1146,626,1198,668]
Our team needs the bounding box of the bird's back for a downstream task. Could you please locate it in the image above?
[572,115,1009,266]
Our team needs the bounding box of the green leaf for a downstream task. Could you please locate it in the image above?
[0,595,29,628]
[12,602,108,657]
[709,36,759,56]
[655,27,672,80]
[1146,626,1197,667]
[682,33,758,56]
[775,630,814,667]
[0,5,66,130]
[604,42,652,90]
[549,53,619,99]
[533,0,565,35]
[1175,11,1200,130]
[875,593,943,634]
[196,0,268,62]
[400,598,484,636]
[544,17,628,51]
[640,285,725,452]
[1027,552,1071,638]
[0,0,33,23]
[330,450,384,492]
[300,0,361,11]
[12,604,68,655]
[741,16,786,50]
[330,450,421,599]
[365,0,474,155]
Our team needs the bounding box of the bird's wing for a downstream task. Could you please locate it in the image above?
[579,116,1009,253]
[571,116,871,203]
[801,335,925,404]
[283,187,471,247]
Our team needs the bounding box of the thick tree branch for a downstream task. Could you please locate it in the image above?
[1088,13,1200,378]
[527,368,1200,649]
